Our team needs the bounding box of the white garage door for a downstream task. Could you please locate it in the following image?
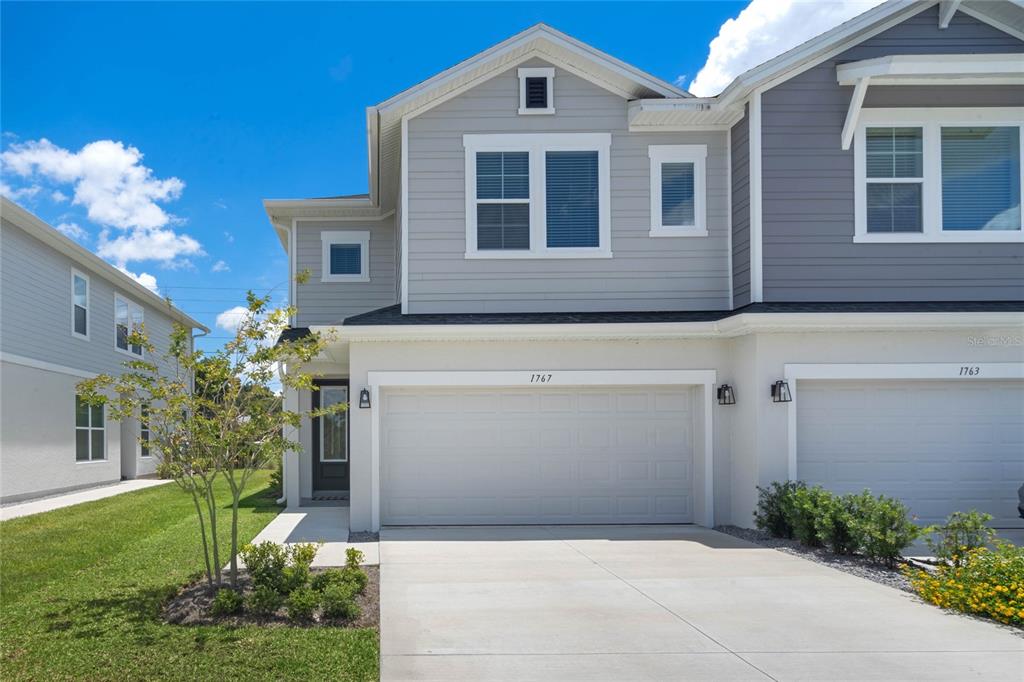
[798,380,1024,528]
[381,386,695,525]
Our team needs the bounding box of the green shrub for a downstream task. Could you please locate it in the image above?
[311,568,347,593]
[270,459,283,498]
[855,494,921,567]
[341,566,369,594]
[210,588,243,616]
[788,486,832,547]
[924,510,997,567]
[754,481,806,538]
[240,541,289,592]
[345,547,365,570]
[813,491,872,555]
[246,585,284,617]
[291,542,319,570]
[281,565,310,593]
[905,540,1024,626]
[285,586,319,622]
[321,582,361,620]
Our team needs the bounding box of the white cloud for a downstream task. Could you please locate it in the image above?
[216,305,250,333]
[56,221,88,240]
[211,259,230,273]
[1,138,203,267]
[117,266,159,293]
[96,226,203,268]
[0,180,41,200]
[688,0,885,97]
[224,231,234,243]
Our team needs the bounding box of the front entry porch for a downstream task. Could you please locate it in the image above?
[246,504,379,566]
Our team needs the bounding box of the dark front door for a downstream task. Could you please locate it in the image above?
[312,380,350,495]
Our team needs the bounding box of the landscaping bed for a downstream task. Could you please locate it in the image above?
[164,565,379,628]
[716,524,912,592]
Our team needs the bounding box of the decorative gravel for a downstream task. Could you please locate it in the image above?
[348,531,379,543]
[715,525,914,592]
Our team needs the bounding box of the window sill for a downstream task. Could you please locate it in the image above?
[465,248,613,260]
[71,331,89,342]
[321,274,371,283]
[649,226,708,238]
[854,231,1024,244]
[517,107,555,115]
[114,346,144,359]
[76,458,108,465]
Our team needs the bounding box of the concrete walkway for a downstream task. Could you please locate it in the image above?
[380,525,1023,681]
[0,479,172,521]
[244,506,379,566]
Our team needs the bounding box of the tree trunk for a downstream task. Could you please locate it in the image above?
[190,486,214,589]
[205,480,222,585]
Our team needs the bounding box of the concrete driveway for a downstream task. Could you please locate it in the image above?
[380,525,1023,681]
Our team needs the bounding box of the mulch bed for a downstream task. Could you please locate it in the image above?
[163,565,379,629]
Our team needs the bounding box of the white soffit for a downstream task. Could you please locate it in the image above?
[837,53,1024,85]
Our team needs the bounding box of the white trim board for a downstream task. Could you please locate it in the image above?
[0,352,99,380]
[365,369,716,530]
[783,361,1024,480]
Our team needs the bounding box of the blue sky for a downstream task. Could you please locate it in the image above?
[1,1,876,351]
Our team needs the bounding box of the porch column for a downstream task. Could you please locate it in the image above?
[283,385,301,508]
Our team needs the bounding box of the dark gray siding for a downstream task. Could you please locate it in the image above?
[731,106,751,307]
[294,216,397,326]
[760,5,1024,302]
[405,59,732,314]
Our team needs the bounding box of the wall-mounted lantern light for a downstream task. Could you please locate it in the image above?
[716,384,736,406]
[359,388,371,409]
[771,380,792,403]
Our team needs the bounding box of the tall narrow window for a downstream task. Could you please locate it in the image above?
[75,395,105,461]
[71,270,89,339]
[546,151,599,248]
[115,295,144,356]
[319,386,348,462]
[648,145,707,236]
[140,404,151,458]
[941,126,1021,232]
[476,151,530,250]
[865,127,923,233]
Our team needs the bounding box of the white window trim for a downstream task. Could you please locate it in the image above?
[319,385,349,463]
[463,133,612,259]
[321,231,371,283]
[113,293,144,358]
[139,404,151,458]
[854,107,1024,243]
[76,396,106,463]
[517,67,555,115]
[71,268,90,341]
[648,145,708,237]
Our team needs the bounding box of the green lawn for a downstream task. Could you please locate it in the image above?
[0,472,378,681]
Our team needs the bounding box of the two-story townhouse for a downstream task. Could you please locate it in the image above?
[265,0,1024,533]
[0,198,208,503]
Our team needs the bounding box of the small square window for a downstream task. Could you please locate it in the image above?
[320,231,370,282]
[518,67,554,115]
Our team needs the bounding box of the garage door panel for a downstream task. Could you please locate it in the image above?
[798,380,1024,528]
[381,385,695,525]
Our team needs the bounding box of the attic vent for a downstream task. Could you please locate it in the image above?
[525,77,548,109]
[518,67,555,115]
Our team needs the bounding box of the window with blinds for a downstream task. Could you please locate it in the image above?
[661,162,695,227]
[320,230,370,281]
[545,151,599,248]
[941,126,1021,232]
[865,127,923,233]
[329,243,362,275]
[476,151,530,250]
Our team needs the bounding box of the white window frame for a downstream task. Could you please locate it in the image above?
[321,231,370,283]
[71,268,90,341]
[464,133,612,259]
[648,145,708,237]
[75,395,106,463]
[319,385,349,463]
[113,293,144,357]
[854,108,1024,243]
[518,67,555,115]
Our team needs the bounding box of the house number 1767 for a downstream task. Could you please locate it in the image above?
[530,373,553,383]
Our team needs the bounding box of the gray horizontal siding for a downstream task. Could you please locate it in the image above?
[0,218,180,378]
[731,107,751,307]
[294,217,397,326]
[406,58,731,314]
[760,5,1024,302]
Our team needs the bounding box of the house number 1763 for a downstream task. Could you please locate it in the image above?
[959,366,980,376]
[530,373,553,383]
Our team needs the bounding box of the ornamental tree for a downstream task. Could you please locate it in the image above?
[77,291,338,589]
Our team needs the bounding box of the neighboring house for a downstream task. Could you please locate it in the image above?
[0,198,208,503]
[265,0,1024,533]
